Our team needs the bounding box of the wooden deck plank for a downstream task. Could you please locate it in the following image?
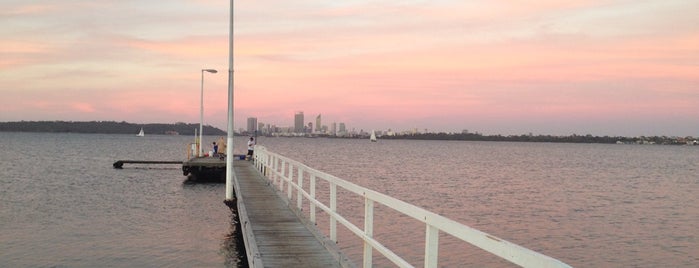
[233,160,344,268]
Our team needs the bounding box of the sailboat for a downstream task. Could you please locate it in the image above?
[370,130,377,142]
[136,127,145,137]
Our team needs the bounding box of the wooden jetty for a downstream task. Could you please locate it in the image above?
[112,160,182,169]
[231,160,349,268]
[113,155,245,182]
[112,157,226,182]
[182,156,227,182]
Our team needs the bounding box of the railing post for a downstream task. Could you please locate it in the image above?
[262,154,267,175]
[330,182,337,242]
[257,151,262,170]
[253,152,257,168]
[279,160,285,190]
[272,155,277,183]
[257,151,261,169]
[363,197,374,268]
[287,163,293,199]
[272,156,279,183]
[297,167,303,210]
[425,224,439,268]
[254,154,258,169]
[276,156,281,183]
[310,174,316,223]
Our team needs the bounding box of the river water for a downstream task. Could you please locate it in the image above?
[0,133,243,267]
[1,133,697,267]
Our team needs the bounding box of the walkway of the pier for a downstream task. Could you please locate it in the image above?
[232,160,344,268]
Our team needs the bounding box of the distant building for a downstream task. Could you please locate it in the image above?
[258,122,265,134]
[331,122,337,136]
[247,117,257,134]
[294,112,304,133]
[315,114,322,133]
[338,123,346,136]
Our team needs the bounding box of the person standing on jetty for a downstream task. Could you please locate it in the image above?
[212,142,218,156]
[247,137,255,160]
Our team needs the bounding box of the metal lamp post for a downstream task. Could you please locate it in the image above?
[225,0,235,201]
[199,68,217,157]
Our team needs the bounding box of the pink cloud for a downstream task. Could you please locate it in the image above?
[70,102,96,113]
[1,4,58,16]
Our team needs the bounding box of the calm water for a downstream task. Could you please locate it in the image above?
[0,133,243,267]
[256,137,699,267]
[1,133,698,267]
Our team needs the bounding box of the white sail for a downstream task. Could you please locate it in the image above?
[137,127,145,137]
[370,130,377,142]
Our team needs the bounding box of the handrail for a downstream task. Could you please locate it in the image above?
[253,146,572,268]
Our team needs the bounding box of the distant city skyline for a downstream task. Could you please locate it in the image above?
[1,1,697,137]
[245,111,359,136]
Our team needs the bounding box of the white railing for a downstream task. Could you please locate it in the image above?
[252,146,572,268]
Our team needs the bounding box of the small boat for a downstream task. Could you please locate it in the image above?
[136,127,145,137]
[370,130,377,142]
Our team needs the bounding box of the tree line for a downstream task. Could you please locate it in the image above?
[379,132,695,145]
[0,121,226,136]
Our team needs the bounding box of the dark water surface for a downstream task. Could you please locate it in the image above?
[1,133,698,267]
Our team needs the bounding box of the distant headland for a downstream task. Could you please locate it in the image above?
[0,121,226,136]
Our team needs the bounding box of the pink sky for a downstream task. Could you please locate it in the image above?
[1,1,698,136]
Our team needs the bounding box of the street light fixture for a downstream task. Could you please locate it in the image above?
[200,68,217,157]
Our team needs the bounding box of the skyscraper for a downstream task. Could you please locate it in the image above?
[294,112,304,133]
[247,117,257,134]
[315,114,321,133]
